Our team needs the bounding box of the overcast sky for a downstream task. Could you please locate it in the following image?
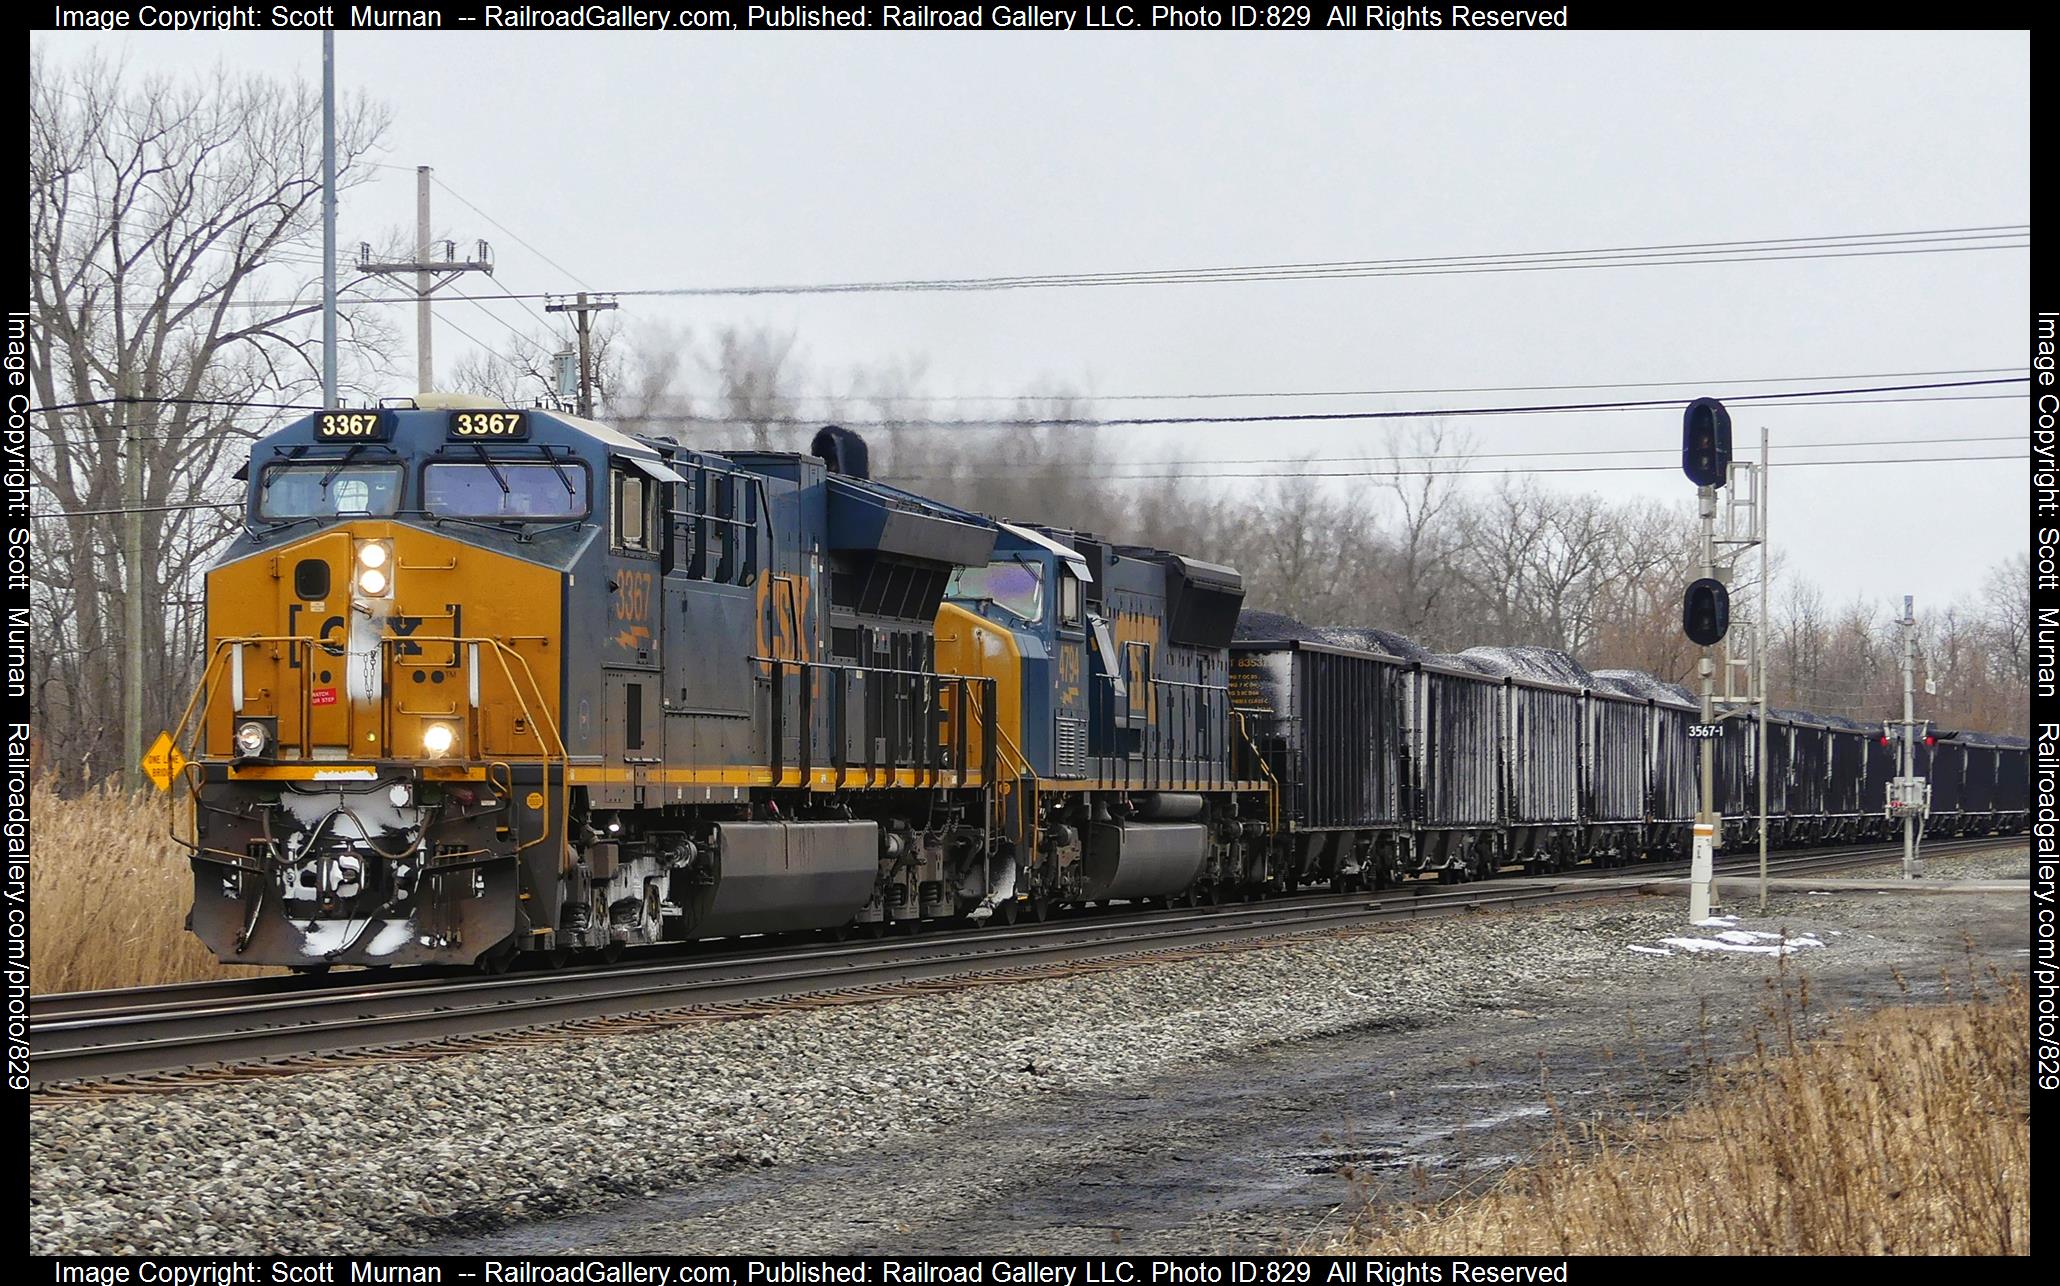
[36,28,2032,616]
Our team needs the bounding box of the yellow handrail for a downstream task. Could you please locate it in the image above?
[964,684,1037,860]
[1231,707,1281,831]
[170,633,572,868]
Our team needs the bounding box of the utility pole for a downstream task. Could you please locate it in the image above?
[357,166,494,394]
[416,168,432,392]
[121,401,143,792]
[320,31,337,407]
[545,292,618,418]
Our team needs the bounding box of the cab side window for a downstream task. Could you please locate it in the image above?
[613,468,652,553]
[1059,573,1082,628]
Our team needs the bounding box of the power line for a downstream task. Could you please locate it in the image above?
[611,232,2032,298]
[790,366,2023,405]
[28,383,2026,443]
[29,449,2022,522]
[108,224,2030,309]
[877,453,2019,484]
[428,174,596,292]
[1074,434,2020,474]
[611,377,2027,431]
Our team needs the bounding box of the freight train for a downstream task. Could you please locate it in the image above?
[170,399,2028,971]
[1229,627,2029,887]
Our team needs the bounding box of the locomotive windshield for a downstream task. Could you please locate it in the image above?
[947,559,1044,622]
[258,462,403,519]
[424,462,587,520]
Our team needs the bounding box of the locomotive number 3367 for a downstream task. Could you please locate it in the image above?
[451,410,529,438]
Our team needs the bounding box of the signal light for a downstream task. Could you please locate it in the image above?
[1682,577,1730,647]
[1682,397,1732,488]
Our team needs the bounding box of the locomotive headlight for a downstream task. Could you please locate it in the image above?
[421,722,456,758]
[356,566,390,597]
[234,720,271,760]
[356,542,389,570]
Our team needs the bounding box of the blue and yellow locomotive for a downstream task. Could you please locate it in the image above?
[175,400,1274,970]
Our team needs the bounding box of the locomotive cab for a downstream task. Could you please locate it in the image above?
[181,398,658,968]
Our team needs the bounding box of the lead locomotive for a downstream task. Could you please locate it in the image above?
[176,399,1269,970]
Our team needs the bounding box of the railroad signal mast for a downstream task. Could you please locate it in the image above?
[1887,596,1930,879]
[1680,398,1772,918]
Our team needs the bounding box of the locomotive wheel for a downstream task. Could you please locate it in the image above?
[600,940,627,964]
[993,898,1021,926]
[544,946,572,970]
[1027,893,1053,922]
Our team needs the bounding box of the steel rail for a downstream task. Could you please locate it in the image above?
[29,836,2017,1089]
[31,833,2011,1027]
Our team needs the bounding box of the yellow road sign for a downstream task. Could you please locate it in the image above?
[141,730,187,793]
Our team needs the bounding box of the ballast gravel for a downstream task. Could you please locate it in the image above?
[29,842,2030,1255]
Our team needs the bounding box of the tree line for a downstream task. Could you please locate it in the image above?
[25,56,2026,790]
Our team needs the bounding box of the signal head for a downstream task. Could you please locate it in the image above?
[1682,576,1730,647]
[1682,397,1733,488]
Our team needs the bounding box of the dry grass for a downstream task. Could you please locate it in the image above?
[1333,975,2030,1255]
[29,782,280,992]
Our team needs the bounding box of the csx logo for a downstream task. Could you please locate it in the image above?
[614,569,653,621]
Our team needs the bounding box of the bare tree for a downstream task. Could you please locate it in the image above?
[28,53,391,789]
[1370,422,1471,645]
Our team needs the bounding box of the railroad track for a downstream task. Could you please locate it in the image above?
[29,834,2018,1094]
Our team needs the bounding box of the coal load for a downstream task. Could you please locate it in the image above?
[1453,645,1595,688]
[1233,610,1428,660]
[1591,668,1697,706]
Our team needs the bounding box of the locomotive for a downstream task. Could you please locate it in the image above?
[175,398,1267,970]
[171,397,2028,972]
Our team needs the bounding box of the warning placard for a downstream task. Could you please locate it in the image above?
[141,730,187,793]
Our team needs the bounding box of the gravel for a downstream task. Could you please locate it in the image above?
[30,843,2032,1256]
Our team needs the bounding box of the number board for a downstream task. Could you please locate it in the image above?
[312,410,393,441]
[1688,722,1726,739]
[449,409,530,440]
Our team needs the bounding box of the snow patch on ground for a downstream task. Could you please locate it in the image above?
[1630,914,1828,958]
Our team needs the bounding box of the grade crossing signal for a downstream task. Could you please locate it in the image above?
[1682,397,1732,488]
[1683,576,1729,647]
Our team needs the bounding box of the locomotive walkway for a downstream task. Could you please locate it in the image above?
[28,835,2014,1094]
